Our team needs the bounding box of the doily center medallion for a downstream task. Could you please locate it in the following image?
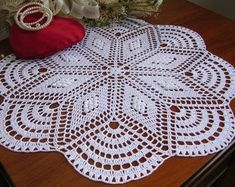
[0,18,235,184]
[102,65,130,77]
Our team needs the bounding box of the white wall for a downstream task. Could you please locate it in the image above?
[188,0,235,20]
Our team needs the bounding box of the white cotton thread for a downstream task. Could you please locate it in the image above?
[0,18,235,184]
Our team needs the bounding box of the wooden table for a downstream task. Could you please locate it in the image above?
[0,0,235,186]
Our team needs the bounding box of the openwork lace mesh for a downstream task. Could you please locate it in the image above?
[0,18,235,184]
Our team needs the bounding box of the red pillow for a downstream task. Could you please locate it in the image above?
[9,16,86,59]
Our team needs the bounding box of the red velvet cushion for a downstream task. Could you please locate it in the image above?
[9,16,86,59]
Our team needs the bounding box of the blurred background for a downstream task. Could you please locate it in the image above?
[188,0,235,20]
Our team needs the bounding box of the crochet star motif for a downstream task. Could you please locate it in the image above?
[0,18,235,184]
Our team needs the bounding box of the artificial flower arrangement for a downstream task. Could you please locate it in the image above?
[1,0,163,26]
[0,0,163,58]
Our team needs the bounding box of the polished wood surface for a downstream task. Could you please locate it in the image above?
[1,0,235,186]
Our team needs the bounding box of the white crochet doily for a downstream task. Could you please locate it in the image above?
[0,18,235,184]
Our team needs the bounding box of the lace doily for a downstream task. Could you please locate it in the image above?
[0,18,235,184]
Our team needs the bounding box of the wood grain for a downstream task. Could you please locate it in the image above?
[1,0,235,186]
